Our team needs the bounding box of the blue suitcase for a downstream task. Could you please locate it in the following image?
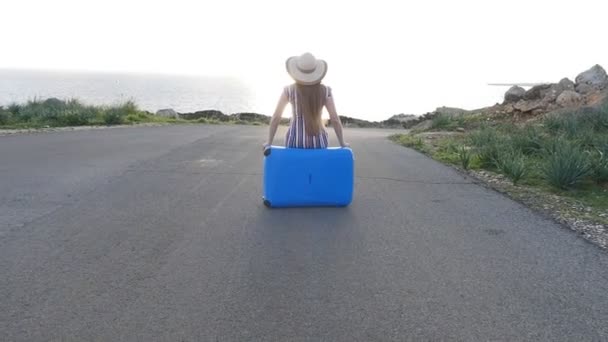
[263,146,354,208]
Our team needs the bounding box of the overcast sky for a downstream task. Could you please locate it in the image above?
[1,0,607,119]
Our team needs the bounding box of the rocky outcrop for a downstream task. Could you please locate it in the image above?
[178,110,230,121]
[231,112,270,123]
[514,99,545,113]
[388,114,416,122]
[523,84,552,101]
[575,64,608,94]
[504,86,526,103]
[499,64,607,116]
[543,78,575,102]
[435,106,468,117]
[556,90,582,108]
[558,78,575,91]
[156,108,178,118]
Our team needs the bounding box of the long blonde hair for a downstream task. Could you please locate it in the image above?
[295,83,326,135]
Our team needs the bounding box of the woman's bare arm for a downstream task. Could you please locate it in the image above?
[265,91,289,147]
[325,95,348,147]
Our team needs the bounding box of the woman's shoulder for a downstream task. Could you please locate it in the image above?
[283,84,295,98]
[321,84,333,98]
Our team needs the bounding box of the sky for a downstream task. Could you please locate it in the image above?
[1,0,607,119]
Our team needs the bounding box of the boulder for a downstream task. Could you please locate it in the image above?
[230,112,270,123]
[523,84,552,101]
[43,98,64,107]
[514,99,546,113]
[556,90,582,107]
[542,78,576,102]
[179,110,230,121]
[575,64,608,93]
[156,108,178,118]
[504,86,526,103]
[558,78,575,91]
[434,106,467,117]
[412,119,433,131]
[387,113,417,122]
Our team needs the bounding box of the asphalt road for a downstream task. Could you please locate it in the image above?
[1,125,607,341]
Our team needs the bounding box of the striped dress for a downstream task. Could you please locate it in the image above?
[284,84,331,149]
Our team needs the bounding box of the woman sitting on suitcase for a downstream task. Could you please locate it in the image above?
[264,52,349,149]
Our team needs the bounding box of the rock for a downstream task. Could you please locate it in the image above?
[434,106,468,117]
[543,78,575,102]
[230,112,270,123]
[412,119,433,131]
[456,127,466,133]
[179,110,230,121]
[43,98,64,107]
[575,83,594,95]
[556,90,582,107]
[558,78,575,91]
[388,113,417,122]
[524,84,552,101]
[531,108,546,116]
[504,86,526,103]
[514,99,545,113]
[575,64,608,93]
[381,118,408,128]
[156,108,178,118]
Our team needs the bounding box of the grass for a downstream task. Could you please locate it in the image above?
[0,98,271,129]
[457,145,474,170]
[389,134,427,152]
[542,139,592,190]
[0,98,166,128]
[390,103,608,215]
[495,148,529,185]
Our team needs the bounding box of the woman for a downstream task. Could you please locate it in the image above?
[264,52,348,149]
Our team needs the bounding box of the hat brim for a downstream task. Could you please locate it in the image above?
[285,56,327,85]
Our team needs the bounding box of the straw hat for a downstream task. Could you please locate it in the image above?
[285,52,327,85]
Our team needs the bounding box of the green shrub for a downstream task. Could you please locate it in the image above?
[561,115,581,138]
[544,115,563,133]
[470,127,499,147]
[542,139,592,189]
[475,136,504,169]
[431,114,452,130]
[589,141,608,184]
[0,108,12,125]
[0,98,159,128]
[510,125,544,155]
[126,114,144,123]
[495,148,528,185]
[590,106,608,132]
[544,114,581,138]
[7,103,21,115]
[457,145,473,170]
[390,134,425,150]
[60,111,89,126]
[103,109,124,125]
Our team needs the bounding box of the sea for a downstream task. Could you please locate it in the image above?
[0,69,510,120]
[0,69,261,115]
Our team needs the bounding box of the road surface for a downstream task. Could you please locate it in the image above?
[1,125,607,341]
